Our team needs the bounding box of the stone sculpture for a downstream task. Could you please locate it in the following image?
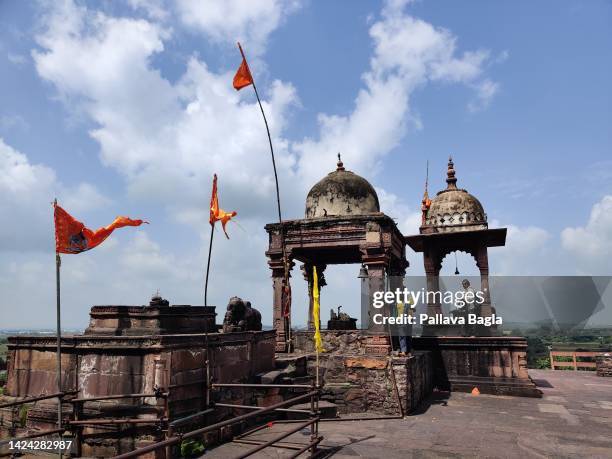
[222,296,262,332]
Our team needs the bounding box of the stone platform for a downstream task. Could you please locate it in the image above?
[84,304,217,335]
[411,335,542,397]
[204,369,612,458]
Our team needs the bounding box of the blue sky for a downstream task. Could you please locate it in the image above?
[0,0,611,329]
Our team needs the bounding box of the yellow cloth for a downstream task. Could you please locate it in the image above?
[313,266,324,353]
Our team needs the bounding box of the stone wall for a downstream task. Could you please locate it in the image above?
[313,352,432,415]
[294,330,433,414]
[596,354,612,377]
[1,330,276,457]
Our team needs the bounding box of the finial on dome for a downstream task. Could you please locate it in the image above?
[421,160,431,225]
[336,153,345,171]
[446,155,457,189]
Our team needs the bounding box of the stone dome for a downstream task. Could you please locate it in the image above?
[424,157,487,232]
[305,154,380,218]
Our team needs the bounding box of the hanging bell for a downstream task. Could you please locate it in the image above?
[455,267,460,275]
[357,265,369,279]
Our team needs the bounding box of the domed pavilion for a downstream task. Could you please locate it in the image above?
[265,154,408,352]
[405,157,507,321]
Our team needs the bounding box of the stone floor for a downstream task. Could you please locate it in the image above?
[204,370,612,458]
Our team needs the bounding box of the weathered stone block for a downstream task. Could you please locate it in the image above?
[345,357,387,369]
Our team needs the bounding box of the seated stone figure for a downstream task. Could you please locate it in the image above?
[222,297,262,332]
[244,301,262,331]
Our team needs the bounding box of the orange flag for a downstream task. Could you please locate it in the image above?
[54,204,147,254]
[233,43,254,91]
[209,174,237,238]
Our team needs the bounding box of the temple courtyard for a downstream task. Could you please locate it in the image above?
[206,370,612,458]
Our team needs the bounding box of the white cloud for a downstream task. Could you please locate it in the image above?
[0,137,110,252]
[18,0,502,329]
[175,0,301,57]
[562,195,612,273]
[294,2,498,185]
[127,0,169,21]
[0,114,29,131]
[495,49,509,64]
[7,53,27,65]
[486,219,551,275]
[468,79,499,112]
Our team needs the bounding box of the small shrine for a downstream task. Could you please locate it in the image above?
[265,154,408,352]
[405,157,507,334]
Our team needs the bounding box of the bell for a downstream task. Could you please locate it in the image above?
[357,265,369,279]
[455,267,460,275]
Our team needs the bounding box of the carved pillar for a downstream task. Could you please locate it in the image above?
[423,247,442,316]
[302,263,326,331]
[389,260,410,352]
[269,254,286,352]
[476,245,493,317]
[267,240,295,352]
[361,248,389,335]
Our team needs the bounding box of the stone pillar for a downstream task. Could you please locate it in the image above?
[476,246,493,317]
[361,250,389,335]
[302,263,326,331]
[389,263,410,352]
[424,248,442,316]
[268,253,295,352]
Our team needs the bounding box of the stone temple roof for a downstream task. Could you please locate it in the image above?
[424,157,487,232]
[305,154,380,218]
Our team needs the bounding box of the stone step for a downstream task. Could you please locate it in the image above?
[274,355,308,377]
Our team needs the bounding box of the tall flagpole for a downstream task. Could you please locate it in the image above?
[238,43,291,349]
[238,43,282,224]
[203,222,214,409]
[53,199,63,458]
[204,223,214,307]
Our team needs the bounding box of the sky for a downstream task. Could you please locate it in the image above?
[0,0,611,329]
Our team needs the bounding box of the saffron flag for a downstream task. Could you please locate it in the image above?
[54,204,147,254]
[233,43,254,91]
[312,266,324,353]
[209,174,237,238]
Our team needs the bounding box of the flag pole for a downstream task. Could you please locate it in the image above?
[203,222,214,409]
[238,42,292,350]
[238,43,282,224]
[204,223,215,307]
[53,199,63,458]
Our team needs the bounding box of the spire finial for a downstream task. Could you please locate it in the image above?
[421,160,431,225]
[446,155,457,189]
[336,152,345,171]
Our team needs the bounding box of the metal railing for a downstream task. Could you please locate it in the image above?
[112,388,321,459]
[1,383,322,458]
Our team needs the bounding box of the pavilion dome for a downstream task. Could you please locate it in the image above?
[305,155,380,218]
[424,157,487,232]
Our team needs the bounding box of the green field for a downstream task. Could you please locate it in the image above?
[516,327,612,369]
[0,337,7,361]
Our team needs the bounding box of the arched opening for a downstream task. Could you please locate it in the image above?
[294,264,362,330]
[439,251,481,315]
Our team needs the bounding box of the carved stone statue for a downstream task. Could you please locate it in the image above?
[327,305,357,330]
[222,296,262,332]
